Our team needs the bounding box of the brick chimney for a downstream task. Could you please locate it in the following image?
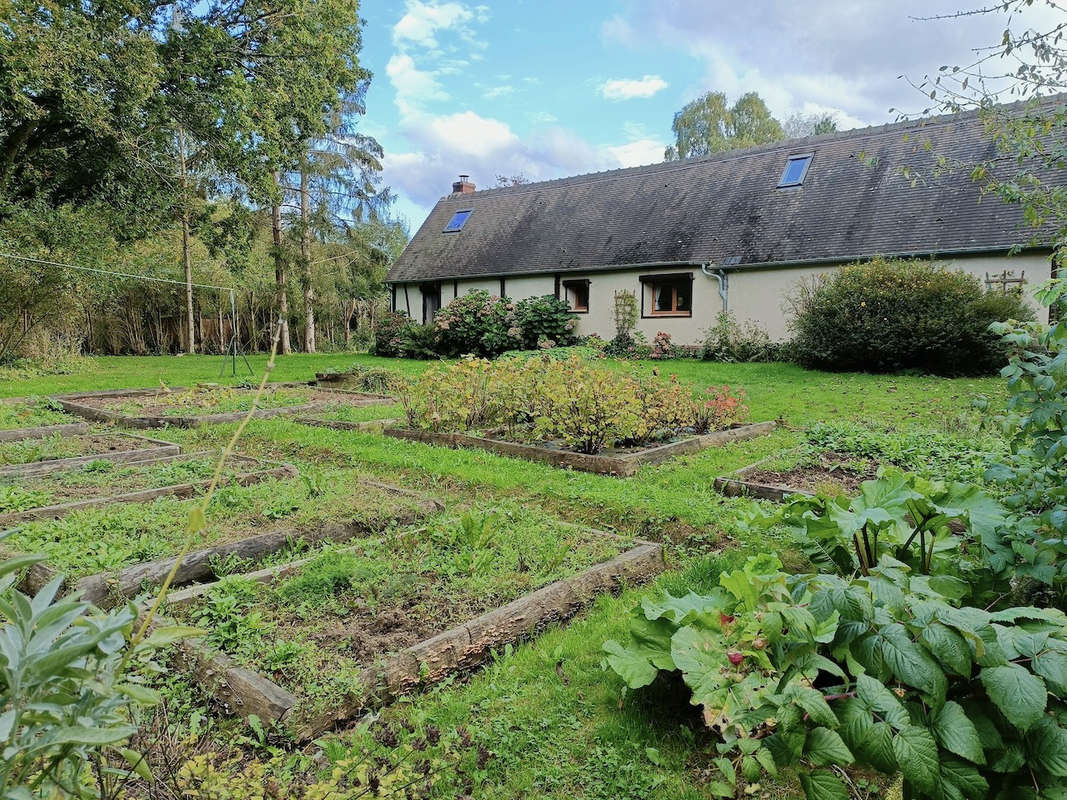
[451,174,476,194]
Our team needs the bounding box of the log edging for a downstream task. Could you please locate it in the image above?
[54,396,327,429]
[384,421,777,476]
[0,432,181,479]
[166,533,664,739]
[0,453,297,526]
[0,422,91,443]
[713,446,821,502]
[293,417,400,433]
[54,383,394,429]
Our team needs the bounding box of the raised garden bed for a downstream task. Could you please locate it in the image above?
[714,448,879,501]
[0,432,180,478]
[313,365,403,397]
[385,422,777,476]
[53,383,393,429]
[161,507,663,738]
[0,452,295,526]
[7,471,442,607]
[0,396,86,441]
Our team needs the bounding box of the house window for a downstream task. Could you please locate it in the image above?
[562,279,590,313]
[443,210,472,232]
[778,154,813,187]
[641,273,693,318]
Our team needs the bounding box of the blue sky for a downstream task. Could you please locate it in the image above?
[358,1,1055,229]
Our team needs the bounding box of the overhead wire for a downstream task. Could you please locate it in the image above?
[0,252,235,292]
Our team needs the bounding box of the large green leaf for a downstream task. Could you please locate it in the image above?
[856,673,909,730]
[939,759,990,800]
[804,727,854,767]
[603,639,661,689]
[1027,717,1067,777]
[640,590,729,626]
[786,684,838,728]
[921,622,972,677]
[892,724,940,796]
[797,769,849,800]
[1033,648,1067,695]
[879,623,947,702]
[980,664,1047,732]
[50,724,138,746]
[932,701,985,765]
[670,625,732,710]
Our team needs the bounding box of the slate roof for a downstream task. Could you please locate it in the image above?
[387,102,1062,283]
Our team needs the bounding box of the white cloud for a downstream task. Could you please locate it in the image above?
[483,85,514,99]
[393,1,474,49]
[529,111,558,125]
[599,74,669,101]
[608,138,667,167]
[386,54,449,118]
[602,1,1063,125]
[425,111,519,156]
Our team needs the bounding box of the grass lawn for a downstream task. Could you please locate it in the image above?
[0,353,1001,798]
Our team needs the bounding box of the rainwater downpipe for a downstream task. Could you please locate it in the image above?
[701,263,728,313]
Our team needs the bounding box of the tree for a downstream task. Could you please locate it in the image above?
[783,112,839,139]
[907,3,1067,247]
[664,91,785,160]
[495,173,530,187]
[284,83,388,353]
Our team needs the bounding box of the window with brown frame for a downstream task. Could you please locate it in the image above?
[641,273,693,317]
[562,279,590,313]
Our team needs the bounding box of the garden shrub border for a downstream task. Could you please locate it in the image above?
[0,452,296,527]
[0,431,181,478]
[52,383,393,429]
[14,479,444,607]
[384,421,777,476]
[159,527,664,740]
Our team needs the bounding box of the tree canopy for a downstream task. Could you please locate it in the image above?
[664,91,785,160]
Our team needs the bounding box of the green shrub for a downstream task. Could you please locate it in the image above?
[397,322,440,360]
[701,312,779,362]
[787,258,1033,375]
[604,554,1067,800]
[434,290,521,357]
[512,295,579,350]
[370,310,413,357]
[498,345,602,362]
[0,551,181,796]
[603,330,651,359]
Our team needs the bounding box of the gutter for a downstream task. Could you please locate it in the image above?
[384,244,1052,286]
[701,263,728,313]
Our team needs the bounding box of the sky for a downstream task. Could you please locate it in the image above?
[358,1,1058,229]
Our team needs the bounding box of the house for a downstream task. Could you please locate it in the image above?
[386,105,1059,345]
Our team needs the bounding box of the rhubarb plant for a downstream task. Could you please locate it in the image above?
[763,468,1018,604]
[603,555,1067,799]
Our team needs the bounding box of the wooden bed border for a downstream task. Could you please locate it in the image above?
[0,453,296,527]
[384,421,777,476]
[51,383,393,429]
[0,422,90,443]
[14,480,444,608]
[293,417,400,433]
[0,432,181,479]
[163,530,664,740]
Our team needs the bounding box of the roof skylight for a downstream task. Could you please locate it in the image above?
[778,154,813,188]
[443,209,472,232]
